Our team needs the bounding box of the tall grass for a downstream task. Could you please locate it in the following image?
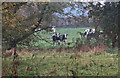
[2,50,118,76]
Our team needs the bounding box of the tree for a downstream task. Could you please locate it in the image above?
[2,2,75,50]
[87,2,119,48]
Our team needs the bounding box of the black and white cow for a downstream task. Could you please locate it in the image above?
[83,28,104,38]
[83,29,95,37]
[98,30,104,37]
[56,33,61,45]
[52,33,68,46]
[52,33,61,46]
[59,33,68,45]
[51,26,56,34]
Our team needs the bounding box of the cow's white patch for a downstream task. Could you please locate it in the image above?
[57,33,59,37]
[100,31,103,33]
[85,29,90,35]
[92,29,95,33]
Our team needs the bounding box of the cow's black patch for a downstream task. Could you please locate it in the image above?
[52,35,56,41]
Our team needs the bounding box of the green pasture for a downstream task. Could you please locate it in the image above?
[32,27,93,48]
[3,51,118,76]
[3,27,119,76]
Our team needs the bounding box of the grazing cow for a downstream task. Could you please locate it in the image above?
[52,33,68,46]
[52,33,60,46]
[98,30,104,37]
[83,29,104,39]
[83,29,95,37]
[56,33,61,45]
[59,33,68,45]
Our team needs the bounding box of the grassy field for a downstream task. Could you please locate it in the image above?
[2,51,118,76]
[32,27,93,48]
[2,27,118,76]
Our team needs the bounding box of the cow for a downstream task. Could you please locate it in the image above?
[83,29,104,39]
[59,33,68,45]
[99,30,104,37]
[83,29,95,37]
[51,26,56,34]
[56,33,61,45]
[52,33,60,46]
[52,33,68,46]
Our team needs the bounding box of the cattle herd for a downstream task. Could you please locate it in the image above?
[51,28,103,46]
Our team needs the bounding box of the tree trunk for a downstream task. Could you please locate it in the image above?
[13,45,17,61]
[117,2,120,78]
[118,2,120,52]
[12,45,18,77]
[112,39,115,48]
